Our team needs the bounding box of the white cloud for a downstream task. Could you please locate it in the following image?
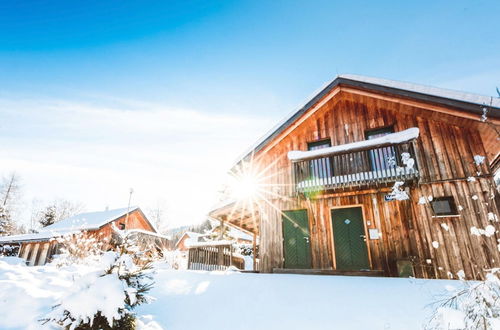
[0,96,277,229]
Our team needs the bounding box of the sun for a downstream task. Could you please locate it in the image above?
[231,173,260,201]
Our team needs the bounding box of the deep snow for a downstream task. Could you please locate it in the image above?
[0,257,457,330]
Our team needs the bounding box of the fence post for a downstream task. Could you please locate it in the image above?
[188,248,192,270]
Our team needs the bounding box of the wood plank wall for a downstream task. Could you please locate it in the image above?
[253,90,500,279]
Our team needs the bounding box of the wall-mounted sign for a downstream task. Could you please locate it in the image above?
[384,194,395,201]
[369,228,380,240]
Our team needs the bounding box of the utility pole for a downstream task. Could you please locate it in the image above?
[125,188,134,225]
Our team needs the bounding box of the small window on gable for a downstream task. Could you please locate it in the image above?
[119,223,126,230]
[431,197,459,217]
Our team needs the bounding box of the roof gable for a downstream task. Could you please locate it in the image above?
[237,74,500,165]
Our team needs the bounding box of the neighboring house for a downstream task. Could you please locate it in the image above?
[175,231,209,251]
[0,206,169,266]
[210,74,500,280]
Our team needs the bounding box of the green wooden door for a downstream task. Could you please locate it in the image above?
[282,210,311,269]
[331,207,370,270]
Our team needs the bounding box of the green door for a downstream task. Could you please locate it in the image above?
[331,207,370,270]
[282,210,311,269]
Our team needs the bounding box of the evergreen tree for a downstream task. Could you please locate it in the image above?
[39,205,57,227]
[45,228,153,329]
[0,205,15,236]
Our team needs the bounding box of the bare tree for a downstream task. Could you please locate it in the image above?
[0,172,21,208]
[146,201,168,233]
[0,173,22,236]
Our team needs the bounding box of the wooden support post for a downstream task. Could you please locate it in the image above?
[219,215,226,240]
[217,245,224,266]
[253,231,257,271]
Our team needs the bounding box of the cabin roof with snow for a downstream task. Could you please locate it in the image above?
[0,206,155,244]
[237,74,500,164]
[43,206,143,231]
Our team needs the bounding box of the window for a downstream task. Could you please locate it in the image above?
[431,197,458,216]
[307,139,333,178]
[365,127,395,171]
[119,223,126,230]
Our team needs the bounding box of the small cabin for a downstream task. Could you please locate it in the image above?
[210,74,500,280]
[0,206,169,266]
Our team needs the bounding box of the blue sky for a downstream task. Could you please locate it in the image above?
[0,0,499,228]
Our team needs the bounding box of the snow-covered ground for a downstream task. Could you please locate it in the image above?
[0,257,455,330]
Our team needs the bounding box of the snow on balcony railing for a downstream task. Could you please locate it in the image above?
[288,127,419,162]
[289,128,420,192]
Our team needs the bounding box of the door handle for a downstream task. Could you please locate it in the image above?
[303,237,310,243]
[360,234,366,242]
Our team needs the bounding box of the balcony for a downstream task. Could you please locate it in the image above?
[289,128,420,192]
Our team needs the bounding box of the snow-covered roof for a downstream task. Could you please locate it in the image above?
[235,74,499,166]
[0,207,141,244]
[340,74,500,109]
[175,231,208,248]
[124,229,171,240]
[43,206,139,232]
[183,231,205,239]
[0,229,79,244]
[288,127,419,161]
[186,240,235,248]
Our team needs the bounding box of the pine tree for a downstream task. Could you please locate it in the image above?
[45,227,153,329]
[39,205,57,227]
[0,205,15,236]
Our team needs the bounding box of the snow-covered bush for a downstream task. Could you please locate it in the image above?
[235,243,254,257]
[0,244,19,257]
[51,231,109,266]
[43,229,154,329]
[428,269,500,330]
[162,249,188,270]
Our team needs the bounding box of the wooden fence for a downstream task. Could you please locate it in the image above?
[187,244,245,271]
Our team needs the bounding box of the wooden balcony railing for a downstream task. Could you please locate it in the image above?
[292,141,419,192]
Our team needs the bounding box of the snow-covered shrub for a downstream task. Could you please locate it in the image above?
[162,249,188,270]
[43,229,154,329]
[234,243,254,257]
[51,231,109,266]
[428,269,500,330]
[0,244,19,257]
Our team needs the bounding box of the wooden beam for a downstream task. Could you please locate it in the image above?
[253,232,257,271]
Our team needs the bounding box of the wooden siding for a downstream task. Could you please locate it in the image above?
[241,89,500,279]
[97,209,156,238]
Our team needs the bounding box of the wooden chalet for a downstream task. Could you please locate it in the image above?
[210,74,500,280]
[0,206,169,266]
